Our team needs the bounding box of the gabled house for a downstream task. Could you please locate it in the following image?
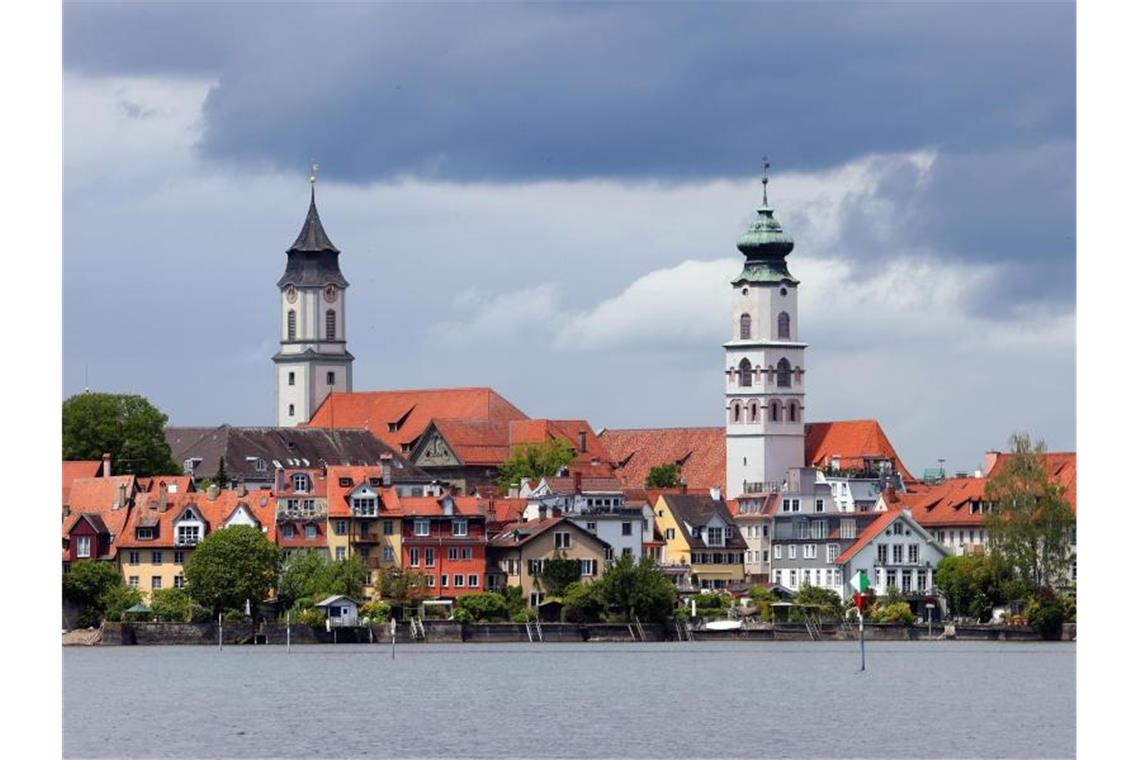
[654,492,747,591]
[486,517,611,607]
[834,507,949,601]
[62,475,137,573]
[62,454,110,518]
[325,466,415,595]
[400,494,490,598]
[519,473,651,563]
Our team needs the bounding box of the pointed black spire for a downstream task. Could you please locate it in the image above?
[289,183,340,253]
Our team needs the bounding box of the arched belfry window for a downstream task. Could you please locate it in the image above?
[326,309,336,340]
[788,401,798,422]
[733,402,741,423]
[740,313,752,340]
[750,402,758,422]
[777,358,792,388]
[769,400,782,422]
[778,312,791,339]
[739,359,753,387]
[287,310,297,341]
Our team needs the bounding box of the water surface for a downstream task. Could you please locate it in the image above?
[63,641,1074,758]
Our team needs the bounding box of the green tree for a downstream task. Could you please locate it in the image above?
[747,586,778,622]
[496,438,575,492]
[277,550,330,610]
[63,560,121,609]
[376,567,428,606]
[792,584,843,621]
[984,433,1075,590]
[598,554,677,623]
[934,554,1019,620]
[645,463,680,489]
[62,392,179,477]
[539,555,583,597]
[213,457,228,488]
[501,586,526,618]
[183,525,280,614]
[150,587,192,622]
[561,582,605,623]
[456,592,510,622]
[693,591,731,617]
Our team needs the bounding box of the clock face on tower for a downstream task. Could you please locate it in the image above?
[324,284,339,303]
[285,285,297,304]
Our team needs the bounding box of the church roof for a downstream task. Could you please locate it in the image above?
[290,188,339,253]
[277,189,349,289]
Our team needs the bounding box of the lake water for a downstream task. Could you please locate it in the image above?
[63,641,1074,759]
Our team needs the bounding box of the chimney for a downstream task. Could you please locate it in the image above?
[236,477,248,497]
[156,489,167,512]
[274,465,285,494]
[578,431,587,453]
[538,504,548,521]
[102,452,112,478]
[679,480,688,494]
[983,450,1000,476]
[207,484,219,501]
[114,482,128,510]
[573,471,582,494]
[709,487,722,501]
[381,454,392,486]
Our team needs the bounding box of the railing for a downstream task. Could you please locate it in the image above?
[743,481,782,494]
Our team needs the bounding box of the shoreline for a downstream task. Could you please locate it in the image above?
[65,620,1075,646]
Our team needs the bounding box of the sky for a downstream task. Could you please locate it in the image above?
[61,1,1075,475]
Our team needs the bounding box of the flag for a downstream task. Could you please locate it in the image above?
[849,570,870,593]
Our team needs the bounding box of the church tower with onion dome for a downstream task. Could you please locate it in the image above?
[724,163,806,498]
[274,165,354,427]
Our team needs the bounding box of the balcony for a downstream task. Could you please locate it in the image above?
[742,481,782,494]
[351,533,381,544]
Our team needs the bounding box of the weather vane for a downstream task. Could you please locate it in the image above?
[309,159,319,185]
[762,155,770,206]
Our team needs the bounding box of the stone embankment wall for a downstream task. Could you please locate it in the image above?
[79,620,1071,645]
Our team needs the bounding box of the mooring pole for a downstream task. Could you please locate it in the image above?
[286,611,291,653]
[390,617,396,660]
[218,612,223,652]
[859,612,866,672]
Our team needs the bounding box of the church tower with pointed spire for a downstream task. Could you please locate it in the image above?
[273,169,354,427]
[725,164,806,498]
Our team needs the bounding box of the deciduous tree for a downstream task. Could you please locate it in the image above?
[598,554,676,623]
[984,434,1074,590]
[539,554,582,597]
[183,525,279,614]
[645,463,681,489]
[496,438,575,492]
[62,392,179,477]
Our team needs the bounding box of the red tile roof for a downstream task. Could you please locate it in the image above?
[989,452,1076,511]
[803,420,914,481]
[601,420,913,490]
[398,495,487,518]
[834,506,906,564]
[431,419,512,465]
[63,475,138,558]
[485,497,527,527]
[63,460,103,507]
[117,488,279,548]
[325,465,402,517]
[601,427,725,491]
[304,387,528,451]
[510,419,614,474]
[487,516,608,549]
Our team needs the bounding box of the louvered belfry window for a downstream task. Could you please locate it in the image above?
[326,309,336,340]
[287,310,297,341]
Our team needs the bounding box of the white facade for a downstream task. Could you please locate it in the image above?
[725,201,806,499]
[839,509,949,600]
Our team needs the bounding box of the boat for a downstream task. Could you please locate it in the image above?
[704,619,743,631]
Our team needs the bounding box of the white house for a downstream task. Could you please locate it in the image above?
[315,595,359,628]
[519,475,649,562]
[835,508,950,600]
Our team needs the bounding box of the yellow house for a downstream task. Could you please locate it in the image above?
[486,517,610,607]
[654,493,746,590]
[326,466,404,598]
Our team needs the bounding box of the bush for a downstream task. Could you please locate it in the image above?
[150,587,192,622]
[747,586,778,622]
[222,609,246,624]
[296,607,324,626]
[457,592,510,622]
[360,600,391,623]
[189,605,213,623]
[693,591,731,618]
[452,608,473,624]
[76,608,102,629]
[511,610,535,623]
[870,602,915,625]
[501,586,526,618]
[1026,589,1067,640]
[561,582,604,623]
[791,584,843,622]
[100,584,142,623]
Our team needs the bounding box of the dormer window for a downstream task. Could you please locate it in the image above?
[282,524,295,539]
[414,519,431,536]
[176,524,201,546]
[707,526,724,546]
[352,496,377,517]
[136,527,155,540]
[369,477,382,487]
[338,477,353,487]
[292,474,311,493]
[452,519,469,537]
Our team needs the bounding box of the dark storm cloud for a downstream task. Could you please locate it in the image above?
[65,2,1074,182]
